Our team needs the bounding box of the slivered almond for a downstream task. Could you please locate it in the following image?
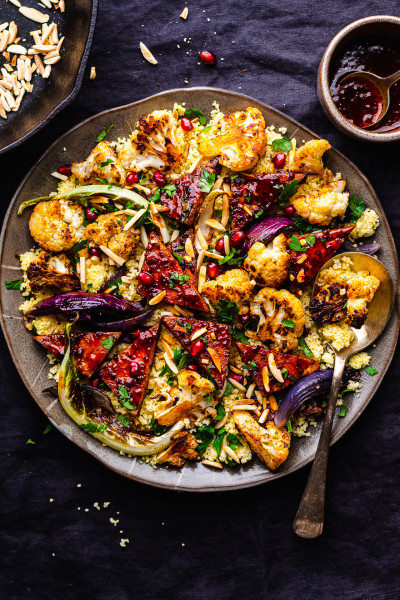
[188,153,204,173]
[221,194,229,227]
[297,269,305,283]
[268,353,284,383]
[19,7,49,24]
[196,249,205,270]
[59,0,65,13]
[259,408,270,424]
[180,7,188,19]
[0,32,8,53]
[149,290,166,305]
[183,255,192,263]
[202,459,223,470]
[198,265,207,293]
[205,218,225,231]
[207,348,221,372]
[0,24,9,34]
[44,55,60,65]
[296,254,307,264]
[163,352,178,374]
[161,304,180,316]
[246,383,256,399]
[243,205,253,216]
[79,256,86,284]
[224,235,230,255]
[42,64,51,78]
[184,236,194,258]
[210,332,216,341]
[224,445,240,463]
[196,228,208,250]
[228,377,246,392]
[9,0,21,7]
[233,405,258,411]
[268,394,278,411]
[139,41,158,65]
[90,66,96,80]
[215,414,227,429]
[99,245,125,266]
[8,21,18,44]
[170,229,180,242]
[262,367,270,393]
[162,331,176,345]
[204,250,224,260]
[191,326,208,341]
[34,54,45,75]
[160,339,174,360]
[124,207,146,230]
[41,0,53,8]
[138,249,146,271]
[230,365,243,375]
[0,100,7,119]
[32,43,56,52]
[140,225,148,248]
[7,44,26,54]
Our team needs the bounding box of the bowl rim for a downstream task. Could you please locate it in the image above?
[318,14,400,142]
[0,0,99,156]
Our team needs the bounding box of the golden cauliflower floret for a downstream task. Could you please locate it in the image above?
[244,234,289,287]
[291,139,331,173]
[84,213,140,261]
[349,208,380,240]
[26,252,80,293]
[250,287,305,352]
[198,107,266,171]
[71,141,125,185]
[233,411,290,470]
[121,111,182,172]
[202,268,255,306]
[156,370,216,425]
[29,199,85,252]
[292,190,349,226]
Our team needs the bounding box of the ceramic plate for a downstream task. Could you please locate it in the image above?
[1,87,398,491]
[0,0,98,155]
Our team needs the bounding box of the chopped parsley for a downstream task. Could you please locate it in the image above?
[244,194,251,203]
[150,188,161,203]
[173,348,191,370]
[226,433,243,450]
[255,209,264,219]
[287,419,293,433]
[215,403,226,421]
[195,424,215,455]
[282,319,295,328]
[288,236,303,252]
[304,234,316,247]
[246,360,257,370]
[168,272,190,289]
[198,170,216,193]
[150,419,167,436]
[139,173,148,184]
[215,299,239,323]
[299,336,313,358]
[100,158,114,169]
[172,251,184,265]
[117,414,130,427]
[338,404,348,417]
[293,216,315,234]
[218,247,245,267]
[202,125,211,133]
[229,325,249,344]
[183,107,207,125]
[42,424,53,435]
[100,336,114,350]
[159,362,175,385]
[95,177,109,185]
[365,365,378,376]
[26,438,35,445]
[349,191,365,223]
[95,124,114,143]
[275,178,299,205]
[212,427,226,456]
[5,279,22,290]
[281,367,288,379]
[69,239,88,253]
[223,380,234,396]
[272,136,293,152]
[118,385,134,410]
[79,422,107,433]
[163,183,176,198]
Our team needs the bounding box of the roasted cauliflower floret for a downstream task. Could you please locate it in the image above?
[318,268,380,328]
[120,111,182,172]
[155,370,216,426]
[84,213,140,261]
[29,199,85,252]
[155,431,199,467]
[71,141,125,185]
[233,411,290,470]
[250,287,305,351]
[309,282,348,326]
[198,107,267,171]
[27,252,80,293]
[291,139,331,173]
[244,234,289,287]
[292,189,349,226]
[202,268,255,307]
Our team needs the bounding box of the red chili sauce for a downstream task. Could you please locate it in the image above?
[329,34,400,132]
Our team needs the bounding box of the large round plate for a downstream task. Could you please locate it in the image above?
[1,88,398,491]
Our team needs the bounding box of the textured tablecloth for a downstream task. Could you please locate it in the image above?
[1,0,400,598]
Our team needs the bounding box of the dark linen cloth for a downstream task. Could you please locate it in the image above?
[1,0,400,598]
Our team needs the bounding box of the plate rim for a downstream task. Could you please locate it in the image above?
[0,0,99,156]
[1,86,399,492]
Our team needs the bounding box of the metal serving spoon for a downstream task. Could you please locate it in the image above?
[338,69,400,128]
[293,252,393,539]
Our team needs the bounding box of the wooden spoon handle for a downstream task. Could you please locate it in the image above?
[293,353,346,538]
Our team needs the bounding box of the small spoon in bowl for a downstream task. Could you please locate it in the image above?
[293,252,393,539]
[338,69,400,128]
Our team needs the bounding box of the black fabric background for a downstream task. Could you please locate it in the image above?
[1,1,400,598]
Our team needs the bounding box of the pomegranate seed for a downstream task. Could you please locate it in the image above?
[199,50,216,65]
[138,271,154,285]
[88,246,102,258]
[230,231,246,247]
[187,363,199,373]
[284,204,296,217]
[58,165,71,177]
[181,117,193,132]
[272,153,286,169]
[207,262,220,279]
[215,237,225,254]
[230,372,244,384]
[154,171,167,187]
[130,330,140,338]
[191,339,205,356]
[125,172,138,186]
[85,208,97,222]
[240,313,251,325]
[130,361,139,376]
[92,378,100,387]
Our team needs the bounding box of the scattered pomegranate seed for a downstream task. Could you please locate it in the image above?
[199,50,216,65]
[154,171,167,187]
[284,204,296,217]
[191,339,205,356]
[58,165,71,177]
[207,262,220,279]
[187,363,199,373]
[88,246,102,258]
[92,378,100,387]
[85,208,97,222]
[138,271,154,285]
[181,117,193,132]
[240,313,251,325]
[272,153,286,169]
[230,230,246,247]
[130,330,141,338]
[230,372,244,384]
[215,237,225,254]
[130,361,139,376]
[126,172,138,186]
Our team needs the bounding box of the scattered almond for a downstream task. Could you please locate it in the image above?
[140,41,158,65]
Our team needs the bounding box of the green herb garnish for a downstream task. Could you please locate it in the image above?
[287,419,293,433]
[26,438,35,445]
[118,385,134,410]
[100,158,114,169]
[288,236,302,252]
[168,272,190,289]
[184,108,207,125]
[272,136,293,152]
[293,216,315,234]
[5,279,22,290]
[299,336,313,358]
[349,191,365,223]
[338,405,348,417]
[365,365,378,376]
[195,424,215,455]
[100,336,114,350]
[304,234,316,247]
[215,299,239,323]
[150,418,168,436]
[163,183,176,198]
[117,414,130,427]
[226,432,243,450]
[276,178,299,205]
[95,124,114,143]
[43,424,53,435]
[215,403,226,421]
[212,427,226,456]
[198,170,216,193]
[282,319,295,328]
[79,422,107,433]
[69,239,88,254]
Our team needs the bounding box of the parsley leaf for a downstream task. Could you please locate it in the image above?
[95,124,114,143]
[229,325,249,344]
[26,438,35,445]
[215,299,239,323]
[172,251,184,265]
[272,136,293,152]
[184,107,207,125]
[163,183,176,198]
[215,403,226,421]
[117,414,130,427]
[198,170,216,193]
[282,319,295,328]
[244,194,251,203]
[226,433,243,450]
[95,177,109,185]
[100,336,114,350]
[277,178,299,205]
[118,385,134,410]
[223,380,234,396]
[287,419,293,433]
[173,348,191,370]
[349,191,365,223]
[79,422,107,433]
[365,365,378,376]
[299,336,313,358]
[168,272,190,289]
[288,236,302,252]
[218,247,245,267]
[159,362,175,385]
[150,418,168,436]
[195,425,215,455]
[202,125,211,133]
[5,279,22,290]
[338,405,348,417]
[100,158,114,169]
[150,189,161,203]
[304,234,316,247]
[293,216,315,234]
[42,424,53,435]
[212,427,226,456]
[69,239,88,254]
[246,360,257,370]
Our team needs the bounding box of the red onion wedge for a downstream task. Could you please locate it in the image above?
[26,292,145,318]
[244,215,295,251]
[341,240,381,255]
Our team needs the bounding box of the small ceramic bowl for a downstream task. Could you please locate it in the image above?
[318,15,400,142]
